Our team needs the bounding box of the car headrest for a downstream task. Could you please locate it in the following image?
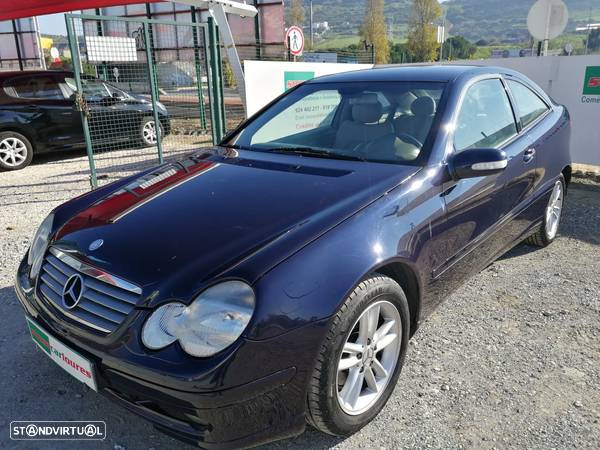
[351,94,383,124]
[411,96,436,117]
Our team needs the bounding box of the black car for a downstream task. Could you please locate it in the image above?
[0,70,170,171]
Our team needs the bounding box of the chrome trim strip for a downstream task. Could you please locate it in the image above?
[49,247,142,295]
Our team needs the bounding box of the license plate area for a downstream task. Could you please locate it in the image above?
[27,318,98,391]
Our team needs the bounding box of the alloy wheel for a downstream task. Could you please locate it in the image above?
[142,121,159,145]
[545,180,563,240]
[336,300,402,415]
[0,137,28,167]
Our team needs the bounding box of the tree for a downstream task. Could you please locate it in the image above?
[289,0,305,27]
[406,0,442,62]
[359,0,390,64]
[441,35,477,60]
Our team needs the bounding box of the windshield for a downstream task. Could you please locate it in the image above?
[63,77,132,101]
[224,81,446,165]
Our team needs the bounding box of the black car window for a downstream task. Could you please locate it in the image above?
[3,76,64,100]
[507,80,550,128]
[454,78,518,152]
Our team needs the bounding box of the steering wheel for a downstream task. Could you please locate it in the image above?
[396,133,423,149]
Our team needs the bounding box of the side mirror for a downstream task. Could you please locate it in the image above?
[448,148,508,180]
[112,92,124,100]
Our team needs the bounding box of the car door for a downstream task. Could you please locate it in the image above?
[3,74,82,150]
[432,77,531,293]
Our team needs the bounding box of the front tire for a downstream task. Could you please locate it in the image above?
[306,275,410,436]
[0,131,33,171]
[525,174,565,247]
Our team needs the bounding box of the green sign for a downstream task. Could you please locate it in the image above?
[284,71,314,91]
[582,66,600,96]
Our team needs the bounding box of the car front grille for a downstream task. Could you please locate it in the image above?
[38,247,142,333]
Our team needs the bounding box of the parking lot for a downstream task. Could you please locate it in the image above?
[1,160,598,449]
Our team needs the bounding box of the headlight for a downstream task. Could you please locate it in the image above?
[155,102,167,113]
[27,213,54,279]
[142,281,255,357]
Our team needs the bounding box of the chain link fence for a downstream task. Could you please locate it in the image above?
[66,13,216,187]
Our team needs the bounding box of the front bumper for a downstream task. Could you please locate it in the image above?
[14,258,329,449]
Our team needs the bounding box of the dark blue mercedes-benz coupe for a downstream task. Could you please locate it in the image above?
[15,65,571,448]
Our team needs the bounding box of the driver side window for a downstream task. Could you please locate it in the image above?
[454,79,518,152]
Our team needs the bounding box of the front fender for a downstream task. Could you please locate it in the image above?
[247,168,446,340]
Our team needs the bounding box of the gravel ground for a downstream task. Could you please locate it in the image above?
[0,164,598,449]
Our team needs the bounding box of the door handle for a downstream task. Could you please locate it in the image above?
[523,147,536,163]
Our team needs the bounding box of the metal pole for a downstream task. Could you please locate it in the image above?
[65,15,98,189]
[254,0,262,59]
[12,20,24,71]
[543,3,551,56]
[207,17,224,143]
[191,6,207,130]
[309,0,313,49]
[215,25,226,134]
[143,22,164,164]
[287,35,292,61]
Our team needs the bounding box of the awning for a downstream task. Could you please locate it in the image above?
[0,0,160,22]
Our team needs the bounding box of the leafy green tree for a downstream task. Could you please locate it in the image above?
[390,42,414,63]
[407,0,442,62]
[289,0,305,27]
[359,0,390,64]
[441,35,477,60]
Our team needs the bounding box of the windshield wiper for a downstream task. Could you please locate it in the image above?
[265,147,364,161]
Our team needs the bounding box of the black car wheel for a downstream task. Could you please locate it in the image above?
[306,275,410,436]
[139,118,163,147]
[0,131,33,171]
[525,174,566,247]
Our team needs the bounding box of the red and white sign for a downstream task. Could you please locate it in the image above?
[285,26,304,57]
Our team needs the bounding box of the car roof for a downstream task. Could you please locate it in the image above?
[0,70,73,79]
[307,64,512,84]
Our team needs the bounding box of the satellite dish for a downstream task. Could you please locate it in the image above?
[527,0,569,41]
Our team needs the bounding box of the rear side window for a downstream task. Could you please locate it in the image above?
[454,78,518,151]
[507,80,549,128]
[3,76,64,100]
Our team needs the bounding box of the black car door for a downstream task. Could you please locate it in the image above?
[432,77,533,296]
[3,74,82,150]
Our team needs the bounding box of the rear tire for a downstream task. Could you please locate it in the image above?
[524,174,565,248]
[139,118,163,147]
[0,131,33,171]
[306,275,410,436]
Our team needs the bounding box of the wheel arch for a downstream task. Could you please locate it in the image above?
[371,260,422,337]
[562,165,572,188]
[0,125,37,151]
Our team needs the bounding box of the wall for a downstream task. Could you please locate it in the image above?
[456,55,600,166]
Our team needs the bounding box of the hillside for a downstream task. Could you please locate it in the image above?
[293,0,600,45]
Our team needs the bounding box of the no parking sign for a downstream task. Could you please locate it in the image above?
[285,26,304,57]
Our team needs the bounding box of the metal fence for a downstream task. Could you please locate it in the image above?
[66,13,224,188]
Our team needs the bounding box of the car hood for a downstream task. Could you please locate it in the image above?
[51,148,420,304]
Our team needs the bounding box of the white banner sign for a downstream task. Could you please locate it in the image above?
[85,36,137,62]
[244,60,373,118]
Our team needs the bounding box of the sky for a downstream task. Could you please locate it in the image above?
[35,0,448,37]
[37,13,69,36]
